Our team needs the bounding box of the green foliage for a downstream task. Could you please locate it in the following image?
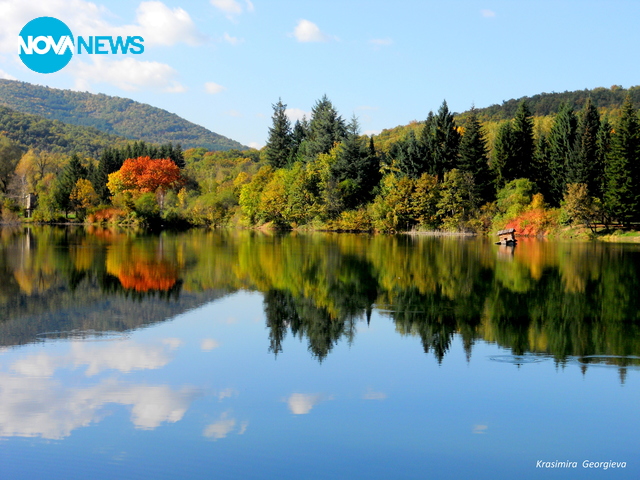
[305,95,346,160]
[560,183,601,231]
[265,99,293,169]
[0,105,126,158]
[458,108,493,202]
[604,96,640,224]
[0,79,245,150]
[436,169,479,231]
[0,135,23,194]
[422,100,461,177]
[547,102,577,206]
[493,178,535,228]
[133,192,160,220]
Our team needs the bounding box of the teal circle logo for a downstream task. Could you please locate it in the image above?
[19,17,74,74]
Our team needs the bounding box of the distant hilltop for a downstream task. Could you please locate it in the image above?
[0,79,246,151]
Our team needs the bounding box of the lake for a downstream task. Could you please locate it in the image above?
[0,227,638,479]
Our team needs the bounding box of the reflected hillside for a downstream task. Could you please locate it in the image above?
[1,227,640,371]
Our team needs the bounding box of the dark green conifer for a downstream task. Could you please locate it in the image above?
[546,102,577,205]
[458,108,493,202]
[265,99,293,169]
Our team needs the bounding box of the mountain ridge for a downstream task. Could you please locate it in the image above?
[0,79,246,151]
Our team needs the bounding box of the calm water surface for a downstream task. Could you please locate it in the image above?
[0,227,639,479]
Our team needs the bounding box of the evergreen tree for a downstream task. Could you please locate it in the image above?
[289,118,309,162]
[604,96,640,225]
[492,120,516,187]
[547,102,577,206]
[392,130,428,179]
[306,95,346,160]
[458,108,493,202]
[265,98,293,169]
[570,98,601,195]
[332,116,381,209]
[422,100,460,177]
[54,154,87,216]
[596,117,612,199]
[511,100,535,181]
[532,132,552,201]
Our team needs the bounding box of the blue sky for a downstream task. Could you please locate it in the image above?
[0,0,639,148]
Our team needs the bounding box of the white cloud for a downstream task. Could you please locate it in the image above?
[481,9,496,18]
[202,412,235,440]
[210,0,253,18]
[292,19,334,43]
[0,374,198,439]
[370,38,393,47]
[286,393,323,415]
[11,340,178,377]
[132,1,206,46]
[216,388,238,400]
[248,141,262,150]
[362,389,387,400]
[363,129,382,136]
[201,338,221,351]
[0,0,205,54]
[0,68,17,80]
[223,32,243,45]
[71,57,186,92]
[205,82,225,94]
[473,424,488,434]
[285,107,310,123]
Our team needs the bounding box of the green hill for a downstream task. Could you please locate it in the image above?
[0,104,127,157]
[0,79,246,151]
[374,85,640,151]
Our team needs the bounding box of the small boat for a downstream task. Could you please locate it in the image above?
[496,228,517,246]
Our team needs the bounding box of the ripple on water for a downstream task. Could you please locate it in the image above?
[488,354,551,365]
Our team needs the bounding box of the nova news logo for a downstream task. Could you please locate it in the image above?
[19,16,144,74]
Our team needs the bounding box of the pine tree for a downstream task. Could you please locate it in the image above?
[422,100,460,177]
[54,154,87,216]
[511,100,535,181]
[265,99,293,169]
[547,102,577,206]
[392,130,428,179]
[596,117,612,199]
[306,95,346,160]
[492,120,516,187]
[604,96,640,225]
[458,108,493,202]
[332,116,381,209]
[570,98,600,195]
[532,132,552,201]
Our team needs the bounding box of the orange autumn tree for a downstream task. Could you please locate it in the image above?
[107,156,184,197]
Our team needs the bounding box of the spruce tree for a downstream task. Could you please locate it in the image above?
[332,116,381,209]
[492,120,516,187]
[547,102,577,206]
[392,130,428,179]
[265,99,293,169]
[458,108,493,202]
[306,95,346,160]
[422,100,460,177]
[511,100,535,181]
[54,154,87,216]
[570,98,600,195]
[604,96,640,225]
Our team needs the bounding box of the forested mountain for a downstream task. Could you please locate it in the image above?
[467,84,640,122]
[0,79,246,151]
[375,85,640,151]
[0,105,127,157]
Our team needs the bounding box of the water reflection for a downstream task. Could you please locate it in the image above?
[0,337,199,439]
[1,226,640,374]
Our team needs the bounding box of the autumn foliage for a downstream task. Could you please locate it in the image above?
[107,156,183,196]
